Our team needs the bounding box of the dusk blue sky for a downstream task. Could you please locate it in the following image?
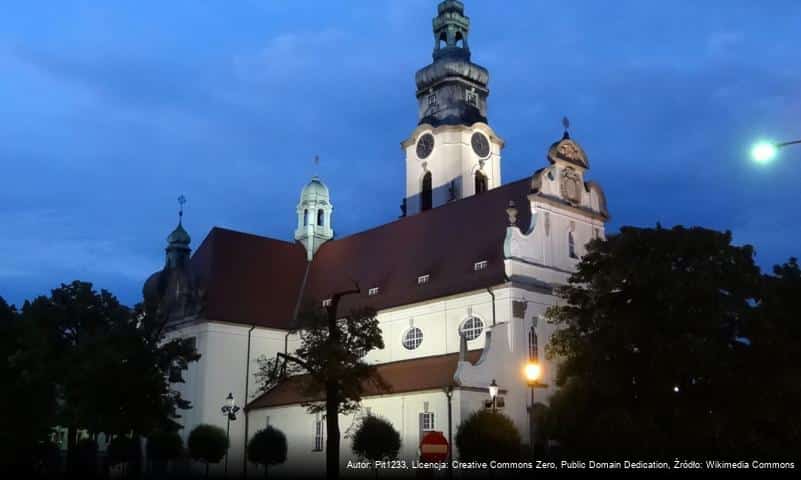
[3,0,801,307]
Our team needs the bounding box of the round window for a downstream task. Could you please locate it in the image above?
[460,317,484,341]
[402,327,424,350]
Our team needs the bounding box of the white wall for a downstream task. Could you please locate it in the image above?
[247,389,468,477]
[401,123,504,215]
[166,322,301,476]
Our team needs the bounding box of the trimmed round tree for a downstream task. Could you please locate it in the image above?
[247,426,287,479]
[146,430,183,473]
[187,424,228,478]
[75,438,98,474]
[107,435,139,467]
[352,415,401,474]
[456,410,522,462]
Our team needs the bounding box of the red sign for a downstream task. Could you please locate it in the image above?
[419,431,449,462]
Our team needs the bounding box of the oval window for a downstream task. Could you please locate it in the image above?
[460,317,484,341]
[402,327,424,350]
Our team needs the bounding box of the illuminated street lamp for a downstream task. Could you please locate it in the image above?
[221,392,240,475]
[524,362,542,386]
[488,379,499,411]
[750,139,801,164]
[526,326,548,456]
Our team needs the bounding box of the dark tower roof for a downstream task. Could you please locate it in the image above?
[143,212,201,322]
[415,0,490,127]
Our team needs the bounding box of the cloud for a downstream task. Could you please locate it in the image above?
[0,209,155,284]
[233,29,348,84]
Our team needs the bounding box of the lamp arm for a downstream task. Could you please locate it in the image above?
[776,139,801,148]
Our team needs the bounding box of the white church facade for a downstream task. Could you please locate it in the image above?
[142,1,609,477]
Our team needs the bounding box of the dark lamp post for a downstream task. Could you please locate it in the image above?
[221,392,240,476]
[526,325,549,456]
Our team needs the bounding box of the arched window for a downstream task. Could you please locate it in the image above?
[317,209,324,226]
[528,326,539,361]
[303,209,309,226]
[438,32,447,49]
[568,232,577,258]
[403,327,424,350]
[455,31,464,48]
[421,171,432,211]
[474,171,487,195]
[460,317,484,341]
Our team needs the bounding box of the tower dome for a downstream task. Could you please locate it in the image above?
[300,176,330,201]
[167,222,191,246]
[295,176,334,261]
[414,0,489,127]
[142,197,201,321]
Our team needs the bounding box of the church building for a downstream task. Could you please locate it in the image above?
[143,1,609,476]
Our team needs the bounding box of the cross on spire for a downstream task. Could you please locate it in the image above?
[178,195,186,223]
[562,116,571,139]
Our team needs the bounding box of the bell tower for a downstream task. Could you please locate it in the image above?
[401,0,504,216]
[295,176,334,261]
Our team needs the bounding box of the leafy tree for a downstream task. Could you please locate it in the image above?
[247,426,288,479]
[188,424,228,478]
[739,258,801,457]
[544,225,762,456]
[0,296,58,473]
[19,281,199,473]
[107,435,139,468]
[147,430,184,473]
[255,288,386,479]
[352,415,400,478]
[74,437,98,475]
[455,410,522,462]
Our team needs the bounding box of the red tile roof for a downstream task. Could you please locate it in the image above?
[246,350,484,410]
[191,178,532,329]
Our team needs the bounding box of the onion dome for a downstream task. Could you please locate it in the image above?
[167,222,191,246]
[142,197,200,321]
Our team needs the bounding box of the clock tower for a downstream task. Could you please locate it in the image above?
[400,0,504,216]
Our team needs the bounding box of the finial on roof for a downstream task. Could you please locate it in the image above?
[178,194,186,224]
[562,116,571,139]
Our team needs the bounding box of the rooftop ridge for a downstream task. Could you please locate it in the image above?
[329,176,531,243]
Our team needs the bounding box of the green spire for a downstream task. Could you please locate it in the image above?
[432,0,471,61]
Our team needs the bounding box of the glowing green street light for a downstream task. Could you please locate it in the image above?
[750,139,801,164]
[751,142,777,164]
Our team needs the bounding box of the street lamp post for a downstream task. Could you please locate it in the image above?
[444,385,454,480]
[525,327,548,456]
[220,392,240,476]
[488,379,499,412]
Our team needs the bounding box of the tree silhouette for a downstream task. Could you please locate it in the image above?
[255,287,387,479]
[544,225,763,456]
[247,426,287,479]
[455,409,522,462]
[18,281,200,473]
[146,430,184,473]
[188,424,228,478]
[352,415,400,478]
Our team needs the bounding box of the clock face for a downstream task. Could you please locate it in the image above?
[471,132,490,158]
[416,133,435,159]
